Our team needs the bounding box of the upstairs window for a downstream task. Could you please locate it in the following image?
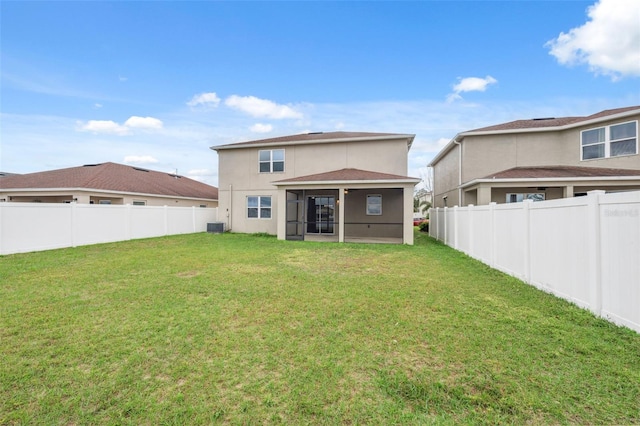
[581,120,637,160]
[259,149,285,173]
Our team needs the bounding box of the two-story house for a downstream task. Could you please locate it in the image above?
[211,132,421,244]
[429,106,640,207]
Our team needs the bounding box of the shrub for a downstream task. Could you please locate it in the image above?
[418,220,429,233]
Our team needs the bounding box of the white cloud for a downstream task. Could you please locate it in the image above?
[77,116,163,135]
[187,92,221,108]
[93,103,103,109]
[447,76,498,102]
[225,95,303,119]
[78,120,130,135]
[250,123,273,133]
[546,0,640,80]
[124,116,164,130]
[124,155,158,164]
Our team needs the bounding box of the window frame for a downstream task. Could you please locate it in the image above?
[247,195,272,219]
[581,120,638,161]
[258,149,285,173]
[506,193,546,203]
[366,194,382,215]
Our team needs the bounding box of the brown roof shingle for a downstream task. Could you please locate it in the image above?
[0,162,218,200]
[213,131,414,149]
[274,168,419,183]
[469,106,640,132]
[483,166,640,180]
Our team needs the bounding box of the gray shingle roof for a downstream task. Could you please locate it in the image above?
[0,162,218,200]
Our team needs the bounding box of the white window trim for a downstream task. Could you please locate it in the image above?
[247,195,272,219]
[581,120,638,161]
[258,149,285,173]
[366,194,382,215]
[506,193,545,203]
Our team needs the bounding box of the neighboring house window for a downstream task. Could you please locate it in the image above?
[366,194,382,215]
[581,120,637,160]
[99,200,112,205]
[132,200,146,206]
[247,196,272,218]
[259,149,285,173]
[506,193,545,203]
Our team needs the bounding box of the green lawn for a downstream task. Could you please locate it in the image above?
[1,232,639,424]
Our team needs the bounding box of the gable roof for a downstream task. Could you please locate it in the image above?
[0,162,218,200]
[272,168,420,185]
[429,106,640,166]
[212,131,415,150]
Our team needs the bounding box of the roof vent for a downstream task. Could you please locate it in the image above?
[532,117,556,121]
[307,131,324,135]
[133,167,149,172]
[83,163,101,167]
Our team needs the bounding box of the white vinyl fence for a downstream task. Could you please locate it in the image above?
[429,190,640,333]
[0,203,218,255]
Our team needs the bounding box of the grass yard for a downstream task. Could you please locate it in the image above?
[1,231,639,424]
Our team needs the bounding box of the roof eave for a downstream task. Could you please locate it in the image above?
[273,178,421,187]
[212,134,416,151]
[460,176,640,189]
[0,187,218,201]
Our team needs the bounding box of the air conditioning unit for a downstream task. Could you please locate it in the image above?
[207,222,225,233]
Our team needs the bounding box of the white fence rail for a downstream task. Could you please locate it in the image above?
[429,190,640,333]
[0,203,218,255]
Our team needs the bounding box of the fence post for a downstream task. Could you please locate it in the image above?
[71,202,77,248]
[453,206,459,250]
[587,190,605,317]
[126,204,132,241]
[489,202,497,267]
[467,204,474,256]
[523,199,532,284]
[192,206,197,233]
[443,207,448,245]
[164,205,169,235]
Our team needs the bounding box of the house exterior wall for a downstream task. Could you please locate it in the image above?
[432,143,461,207]
[217,137,411,234]
[431,112,640,207]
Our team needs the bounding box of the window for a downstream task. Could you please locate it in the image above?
[132,200,146,206]
[581,120,637,160]
[366,194,382,215]
[259,149,285,173]
[99,200,112,205]
[506,193,545,203]
[247,196,272,219]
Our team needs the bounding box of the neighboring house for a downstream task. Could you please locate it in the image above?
[429,106,640,207]
[212,131,421,244]
[0,162,218,207]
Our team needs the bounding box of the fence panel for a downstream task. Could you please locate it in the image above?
[428,190,640,333]
[0,203,218,255]
[599,191,640,330]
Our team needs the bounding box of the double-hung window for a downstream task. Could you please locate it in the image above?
[259,149,285,173]
[581,120,637,160]
[366,194,382,215]
[247,196,271,219]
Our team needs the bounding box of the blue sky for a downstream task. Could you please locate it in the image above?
[1,0,639,188]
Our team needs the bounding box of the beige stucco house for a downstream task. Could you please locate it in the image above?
[0,162,218,207]
[212,131,420,244]
[429,106,640,208]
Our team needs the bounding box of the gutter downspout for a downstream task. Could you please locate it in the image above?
[453,138,462,206]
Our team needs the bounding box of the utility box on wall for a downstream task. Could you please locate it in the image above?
[207,222,225,233]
